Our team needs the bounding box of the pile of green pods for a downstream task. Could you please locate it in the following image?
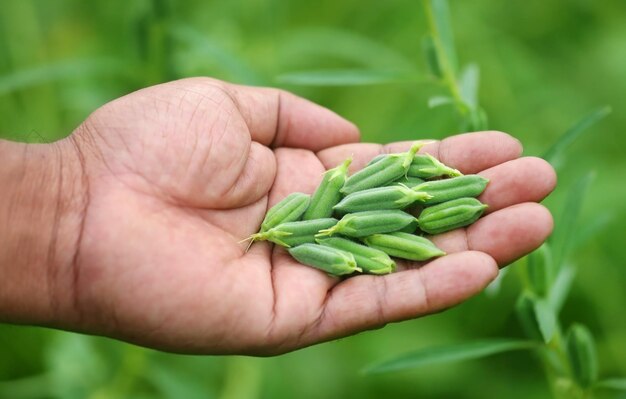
[246,143,489,276]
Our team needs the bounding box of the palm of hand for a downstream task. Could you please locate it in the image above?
[70,78,555,355]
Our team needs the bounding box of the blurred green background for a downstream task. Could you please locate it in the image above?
[1,0,625,398]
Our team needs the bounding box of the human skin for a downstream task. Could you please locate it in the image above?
[0,78,556,355]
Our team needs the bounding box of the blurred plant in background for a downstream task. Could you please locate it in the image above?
[1,0,626,398]
[356,3,625,398]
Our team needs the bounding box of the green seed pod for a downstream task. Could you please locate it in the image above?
[317,237,396,275]
[387,176,425,188]
[303,157,352,220]
[363,232,445,261]
[515,293,543,341]
[414,175,489,205]
[317,210,417,238]
[417,197,488,235]
[341,142,423,195]
[399,220,420,233]
[366,153,387,166]
[408,154,462,179]
[251,218,337,247]
[566,324,599,389]
[527,244,554,297]
[288,244,361,276]
[260,192,311,233]
[334,185,431,214]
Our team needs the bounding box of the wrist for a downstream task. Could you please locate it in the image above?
[0,137,87,326]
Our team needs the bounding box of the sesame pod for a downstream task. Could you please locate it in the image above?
[303,157,352,220]
[399,220,419,233]
[417,197,487,235]
[289,244,361,276]
[363,232,445,261]
[414,175,489,205]
[317,210,417,238]
[334,185,431,214]
[387,175,425,188]
[251,218,337,247]
[515,293,543,341]
[317,237,396,275]
[341,142,423,195]
[565,324,598,389]
[260,193,311,233]
[365,153,387,166]
[408,154,462,179]
[527,243,554,297]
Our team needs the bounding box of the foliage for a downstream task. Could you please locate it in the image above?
[1,0,625,398]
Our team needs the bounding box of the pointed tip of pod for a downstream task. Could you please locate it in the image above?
[409,141,427,154]
[327,156,353,179]
[241,232,264,243]
[341,156,353,169]
[412,189,433,202]
[238,234,258,252]
[424,153,439,162]
[449,168,463,177]
[402,142,425,169]
[368,257,396,275]
[315,227,336,238]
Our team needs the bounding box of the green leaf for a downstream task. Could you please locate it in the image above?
[464,107,488,131]
[278,28,416,71]
[459,63,479,107]
[484,266,510,297]
[363,339,535,374]
[533,298,558,343]
[218,357,262,399]
[0,58,126,96]
[566,324,599,388]
[527,243,554,297]
[275,69,420,86]
[44,333,108,399]
[146,363,214,399]
[515,293,543,341]
[596,378,626,390]
[573,211,614,248]
[170,25,263,85]
[428,95,455,108]
[548,265,576,313]
[426,0,458,75]
[0,374,51,399]
[542,106,612,168]
[551,172,595,269]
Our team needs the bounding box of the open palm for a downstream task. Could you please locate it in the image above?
[68,78,555,355]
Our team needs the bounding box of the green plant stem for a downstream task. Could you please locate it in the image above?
[421,0,467,118]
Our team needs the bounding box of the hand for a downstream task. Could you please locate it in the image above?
[5,78,556,355]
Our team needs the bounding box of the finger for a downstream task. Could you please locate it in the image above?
[173,78,361,151]
[478,156,557,213]
[430,202,554,266]
[316,131,522,173]
[306,251,497,342]
[214,141,277,208]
